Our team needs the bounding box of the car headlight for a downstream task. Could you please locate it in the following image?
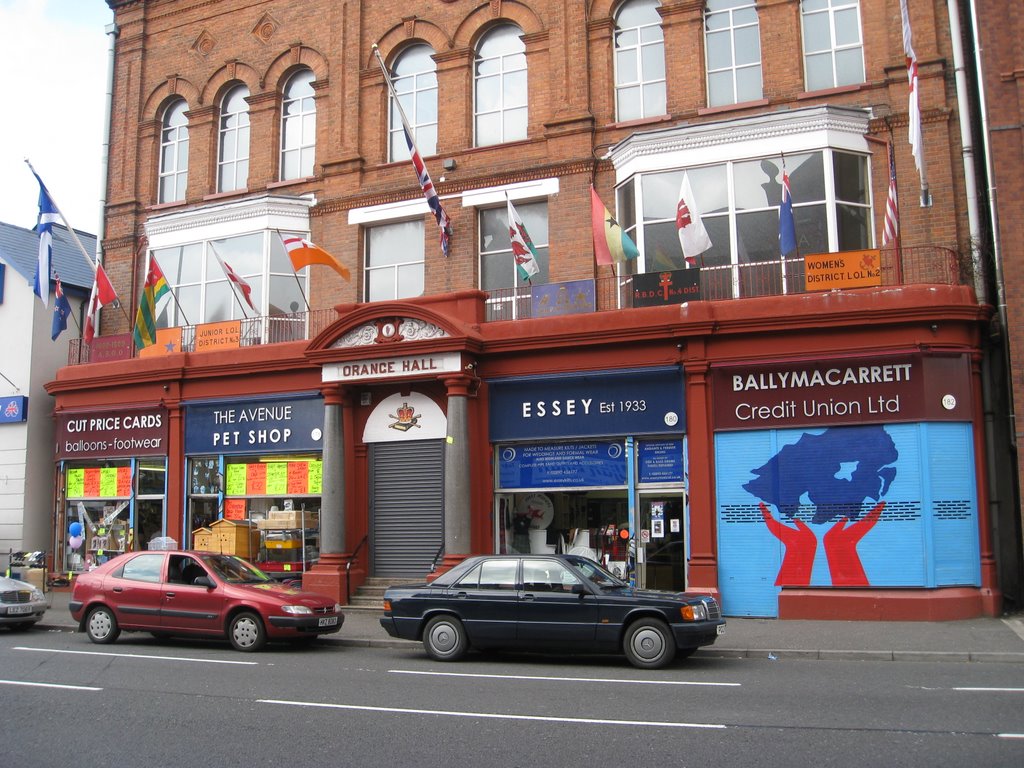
[30,589,44,602]
[680,603,708,622]
[281,605,313,615]
[334,603,343,614]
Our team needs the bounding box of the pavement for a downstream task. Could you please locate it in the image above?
[33,589,1024,663]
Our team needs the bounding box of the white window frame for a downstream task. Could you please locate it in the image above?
[364,219,426,302]
[389,45,438,162]
[474,24,528,147]
[705,0,763,107]
[218,85,250,193]
[280,70,317,181]
[613,0,666,121]
[158,100,189,204]
[801,0,865,91]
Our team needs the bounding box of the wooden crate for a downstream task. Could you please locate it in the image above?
[192,519,259,558]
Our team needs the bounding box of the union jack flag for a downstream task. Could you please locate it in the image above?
[404,124,452,257]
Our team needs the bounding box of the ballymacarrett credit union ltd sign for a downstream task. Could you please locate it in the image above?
[712,354,972,431]
[55,406,167,460]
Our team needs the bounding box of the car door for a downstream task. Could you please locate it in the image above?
[160,554,225,634]
[105,552,167,630]
[517,558,599,648]
[447,559,519,647]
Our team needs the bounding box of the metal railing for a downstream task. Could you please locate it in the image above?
[345,534,369,605]
[67,247,965,364]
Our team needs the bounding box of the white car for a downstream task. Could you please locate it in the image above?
[0,575,48,630]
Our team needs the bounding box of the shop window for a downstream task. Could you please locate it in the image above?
[614,0,666,121]
[474,24,527,147]
[365,219,425,302]
[705,0,762,107]
[801,0,865,91]
[158,99,189,203]
[218,84,250,193]
[281,69,317,180]
[187,457,220,548]
[388,44,438,162]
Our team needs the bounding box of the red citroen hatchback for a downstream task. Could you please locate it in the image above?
[70,550,343,651]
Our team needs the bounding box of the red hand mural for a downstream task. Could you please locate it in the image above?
[823,501,885,586]
[759,502,816,586]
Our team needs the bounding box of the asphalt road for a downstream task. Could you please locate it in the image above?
[2,627,1023,767]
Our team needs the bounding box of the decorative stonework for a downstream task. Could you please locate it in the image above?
[190,29,216,59]
[252,12,279,44]
[333,318,449,348]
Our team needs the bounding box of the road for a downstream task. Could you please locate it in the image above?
[1,627,1023,767]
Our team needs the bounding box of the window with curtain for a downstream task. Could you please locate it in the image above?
[705,0,763,107]
[365,220,425,302]
[614,0,666,121]
[389,44,438,162]
[158,99,189,203]
[801,0,865,91]
[280,69,316,180]
[218,85,250,192]
[474,25,528,147]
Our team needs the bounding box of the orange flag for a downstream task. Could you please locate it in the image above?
[280,234,350,280]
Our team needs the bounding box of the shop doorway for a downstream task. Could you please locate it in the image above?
[638,493,687,592]
[370,440,444,578]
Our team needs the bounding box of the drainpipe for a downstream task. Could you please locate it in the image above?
[92,21,119,330]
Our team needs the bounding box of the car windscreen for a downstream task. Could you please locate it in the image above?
[201,554,273,584]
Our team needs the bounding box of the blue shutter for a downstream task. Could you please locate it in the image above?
[926,422,980,586]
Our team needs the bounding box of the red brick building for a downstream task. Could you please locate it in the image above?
[47,0,1019,619]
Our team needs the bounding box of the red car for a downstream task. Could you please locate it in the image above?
[69,550,343,651]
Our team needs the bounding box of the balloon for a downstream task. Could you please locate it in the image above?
[69,535,84,550]
[69,522,83,537]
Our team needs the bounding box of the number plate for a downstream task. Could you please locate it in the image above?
[7,605,33,615]
[318,616,338,627]
[716,624,725,636]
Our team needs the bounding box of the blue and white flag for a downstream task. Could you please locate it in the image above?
[779,166,797,257]
[33,171,59,308]
[52,275,72,341]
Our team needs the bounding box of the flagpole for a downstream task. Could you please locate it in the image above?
[146,253,192,327]
[275,230,312,312]
[208,241,251,319]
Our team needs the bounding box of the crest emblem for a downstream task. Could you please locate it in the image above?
[388,401,421,432]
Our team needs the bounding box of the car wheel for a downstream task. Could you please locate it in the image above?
[228,611,266,651]
[623,617,675,669]
[85,606,121,645]
[422,614,468,661]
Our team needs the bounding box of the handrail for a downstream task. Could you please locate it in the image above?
[345,534,369,605]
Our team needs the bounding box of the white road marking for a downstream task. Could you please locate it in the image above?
[14,647,257,665]
[389,669,740,687]
[1001,616,1024,643]
[258,698,725,729]
[952,687,1024,693]
[997,733,1024,739]
[0,679,102,691]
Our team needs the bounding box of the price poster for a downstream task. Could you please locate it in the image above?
[224,498,247,520]
[265,463,288,495]
[246,462,267,495]
[225,464,247,496]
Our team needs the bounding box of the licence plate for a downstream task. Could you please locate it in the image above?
[716,624,725,635]
[318,616,338,627]
[7,605,33,615]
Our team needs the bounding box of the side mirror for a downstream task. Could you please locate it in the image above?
[571,583,587,596]
[193,576,214,589]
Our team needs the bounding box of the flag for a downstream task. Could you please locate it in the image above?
[590,186,639,266]
[138,327,183,358]
[779,166,797,257]
[882,142,899,247]
[83,262,119,343]
[677,172,712,267]
[51,275,72,341]
[900,0,926,185]
[507,199,540,282]
[132,257,171,349]
[211,245,257,313]
[280,234,350,280]
[32,172,59,308]
[373,46,452,257]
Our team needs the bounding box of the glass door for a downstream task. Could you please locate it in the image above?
[638,493,687,592]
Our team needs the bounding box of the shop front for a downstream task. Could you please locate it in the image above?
[488,367,688,590]
[712,353,988,619]
[54,406,168,573]
[184,394,324,578]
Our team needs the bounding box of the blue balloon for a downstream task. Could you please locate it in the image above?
[69,522,83,537]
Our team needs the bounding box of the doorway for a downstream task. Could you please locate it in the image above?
[638,493,687,591]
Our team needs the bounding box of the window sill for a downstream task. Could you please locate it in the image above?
[797,83,866,100]
[267,176,317,190]
[202,189,249,203]
[606,114,674,131]
[146,200,189,213]
[697,98,770,117]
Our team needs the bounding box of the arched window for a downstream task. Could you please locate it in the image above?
[705,0,763,107]
[158,99,189,203]
[614,0,666,121]
[389,45,438,162]
[280,69,316,180]
[474,25,527,147]
[218,85,250,192]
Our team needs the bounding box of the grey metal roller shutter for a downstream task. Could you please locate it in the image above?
[370,440,445,578]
